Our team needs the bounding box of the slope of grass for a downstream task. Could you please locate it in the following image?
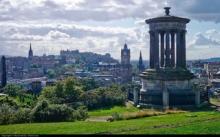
[0,110,220,134]
[88,102,139,117]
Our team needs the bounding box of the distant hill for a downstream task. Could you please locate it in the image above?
[204,57,220,62]
[60,50,119,65]
[188,57,220,63]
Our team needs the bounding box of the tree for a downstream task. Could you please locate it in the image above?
[1,56,7,88]
[3,84,23,97]
[0,104,16,125]
[64,78,83,103]
[40,77,83,104]
[40,86,55,99]
[80,78,99,91]
[55,81,64,97]
[47,69,56,79]
[81,85,126,110]
[30,99,87,122]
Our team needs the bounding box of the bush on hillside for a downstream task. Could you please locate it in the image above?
[40,77,83,104]
[0,96,19,109]
[3,84,23,97]
[30,100,87,122]
[81,85,126,110]
[72,106,88,121]
[14,108,31,124]
[0,104,17,125]
[0,98,32,125]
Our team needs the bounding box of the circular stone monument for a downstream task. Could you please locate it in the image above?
[139,7,200,109]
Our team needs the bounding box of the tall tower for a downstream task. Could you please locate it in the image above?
[28,43,33,59]
[121,43,130,65]
[120,43,132,83]
[1,56,7,88]
[138,51,145,73]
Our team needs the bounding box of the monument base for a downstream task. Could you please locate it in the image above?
[139,68,200,109]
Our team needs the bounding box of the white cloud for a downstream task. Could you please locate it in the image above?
[0,0,167,22]
[189,32,220,47]
[46,30,70,40]
[0,22,149,60]
[169,0,220,23]
[187,30,220,59]
[1,0,220,60]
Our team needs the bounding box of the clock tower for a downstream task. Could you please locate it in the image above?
[120,43,132,83]
[121,43,130,65]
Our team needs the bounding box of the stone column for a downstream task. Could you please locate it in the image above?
[160,32,165,67]
[162,82,169,109]
[140,79,147,92]
[181,30,186,68]
[149,31,155,69]
[176,31,181,68]
[195,90,200,107]
[134,87,139,106]
[170,32,175,68]
[165,32,170,68]
[154,31,160,69]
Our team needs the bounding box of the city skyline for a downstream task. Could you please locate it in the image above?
[1,0,220,60]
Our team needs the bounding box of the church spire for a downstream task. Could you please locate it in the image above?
[124,43,128,49]
[138,51,145,73]
[139,51,143,61]
[30,43,32,50]
[28,43,33,59]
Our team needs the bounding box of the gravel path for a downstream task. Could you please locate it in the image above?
[86,116,112,122]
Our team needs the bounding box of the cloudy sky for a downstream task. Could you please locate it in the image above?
[1,0,220,60]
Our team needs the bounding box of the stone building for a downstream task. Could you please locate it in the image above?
[204,62,220,79]
[139,7,205,108]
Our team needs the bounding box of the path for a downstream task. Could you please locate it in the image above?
[86,116,112,122]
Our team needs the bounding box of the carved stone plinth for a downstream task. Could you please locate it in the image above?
[139,69,197,109]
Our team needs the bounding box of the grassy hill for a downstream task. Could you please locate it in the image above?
[0,105,220,135]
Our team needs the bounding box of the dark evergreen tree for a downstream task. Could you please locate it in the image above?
[1,56,7,88]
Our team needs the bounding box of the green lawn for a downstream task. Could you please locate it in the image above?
[88,102,139,117]
[1,110,220,134]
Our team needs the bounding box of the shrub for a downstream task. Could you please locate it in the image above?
[14,108,31,124]
[80,78,99,91]
[31,100,87,122]
[40,77,84,104]
[0,96,19,109]
[3,84,23,97]
[0,102,32,125]
[46,104,74,122]
[30,100,50,122]
[82,85,126,110]
[31,100,72,122]
[0,104,16,125]
[73,106,88,120]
